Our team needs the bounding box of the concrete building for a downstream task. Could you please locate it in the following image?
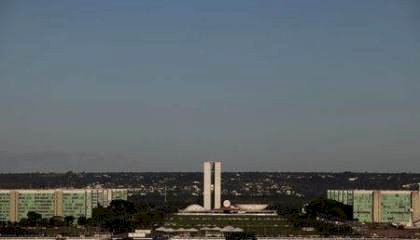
[0,188,127,222]
[179,161,276,217]
[203,162,212,210]
[214,162,221,209]
[203,161,222,210]
[170,160,277,238]
[327,189,420,225]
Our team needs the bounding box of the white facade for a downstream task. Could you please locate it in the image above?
[203,161,221,210]
[214,162,222,209]
[203,162,212,210]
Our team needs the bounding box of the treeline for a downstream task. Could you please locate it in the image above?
[91,199,172,233]
[1,197,358,237]
[9,211,80,227]
[276,197,356,236]
[0,199,175,235]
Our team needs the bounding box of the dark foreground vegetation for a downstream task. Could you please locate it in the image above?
[0,199,171,237]
[0,197,358,237]
[285,197,355,236]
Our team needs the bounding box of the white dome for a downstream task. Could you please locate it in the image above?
[183,204,207,212]
[223,200,231,208]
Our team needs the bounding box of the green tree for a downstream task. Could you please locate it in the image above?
[108,200,137,233]
[109,199,137,216]
[92,205,113,227]
[91,200,137,233]
[64,216,75,226]
[77,216,87,226]
[27,211,42,226]
[18,218,28,227]
[305,197,353,220]
[40,218,49,227]
[49,216,64,227]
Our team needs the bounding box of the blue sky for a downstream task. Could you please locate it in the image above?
[0,0,419,172]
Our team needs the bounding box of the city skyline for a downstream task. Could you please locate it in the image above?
[1,0,420,172]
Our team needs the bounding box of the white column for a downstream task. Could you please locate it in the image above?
[214,162,222,209]
[203,162,212,210]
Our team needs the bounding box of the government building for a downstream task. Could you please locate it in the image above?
[0,188,127,222]
[160,162,281,236]
[327,189,420,226]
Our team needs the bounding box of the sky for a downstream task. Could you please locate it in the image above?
[0,0,419,172]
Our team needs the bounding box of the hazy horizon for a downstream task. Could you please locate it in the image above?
[2,167,420,174]
[1,0,420,172]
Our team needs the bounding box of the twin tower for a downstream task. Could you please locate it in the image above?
[203,161,222,210]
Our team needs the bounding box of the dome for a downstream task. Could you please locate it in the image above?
[182,204,207,212]
[223,200,231,208]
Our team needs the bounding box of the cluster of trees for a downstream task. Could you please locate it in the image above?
[278,197,355,236]
[1,196,358,237]
[1,199,174,235]
[16,212,79,227]
[305,197,353,221]
[0,212,84,237]
[91,199,137,233]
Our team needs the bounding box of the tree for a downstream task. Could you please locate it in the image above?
[108,200,137,233]
[305,197,353,221]
[92,205,113,227]
[77,216,87,226]
[18,218,28,227]
[40,218,49,227]
[109,199,137,216]
[49,216,64,227]
[91,200,137,233]
[64,216,75,226]
[27,211,42,226]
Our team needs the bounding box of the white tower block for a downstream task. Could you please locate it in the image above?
[203,162,212,210]
[214,161,222,209]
